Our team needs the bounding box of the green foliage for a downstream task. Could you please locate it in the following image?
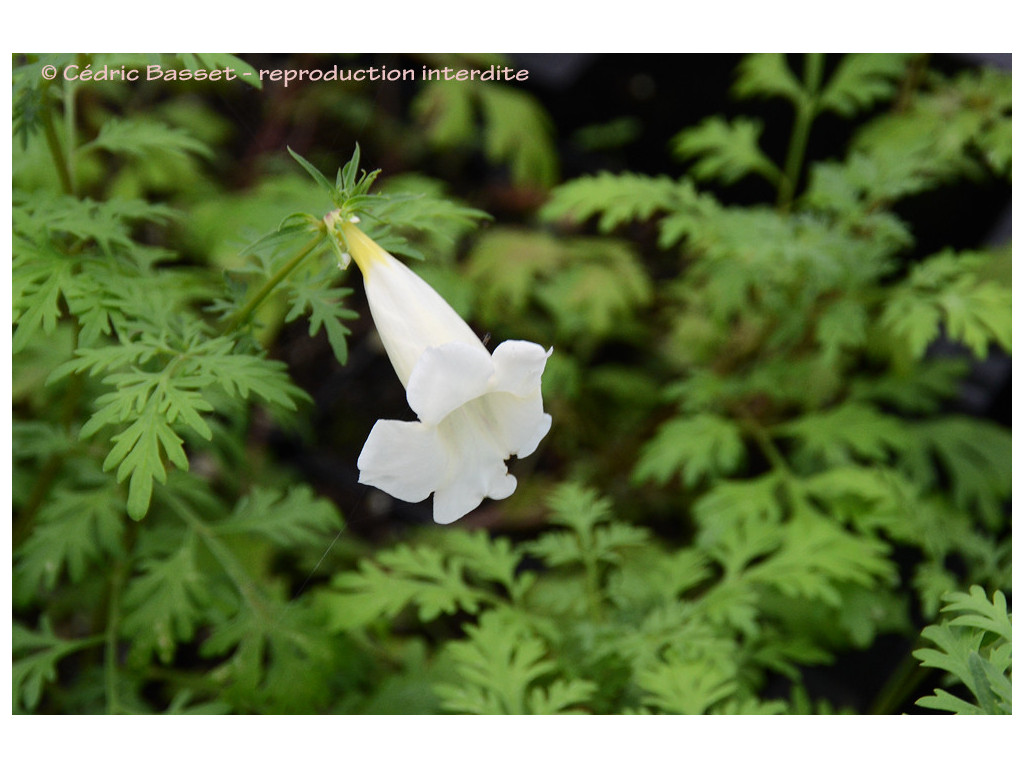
[13,52,1010,717]
[13,618,102,714]
[412,55,558,186]
[321,540,498,630]
[434,610,597,714]
[913,587,1011,714]
[318,480,902,714]
[633,414,746,487]
[672,117,783,188]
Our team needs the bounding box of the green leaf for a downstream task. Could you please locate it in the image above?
[529,483,648,573]
[636,645,738,714]
[13,618,100,713]
[285,276,359,365]
[14,484,125,601]
[819,54,911,117]
[671,117,782,187]
[746,511,894,607]
[15,192,175,255]
[12,247,73,353]
[365,182,490,255]
[477,84,559,187]
[414,80,558,187]
[121,532,212,663]
[942,586,1012,644]
[913,587,1011,715]
[201,597,336,713]
[778,402,910,466]
[908,417,1011,528]
[540,171,695,232]
[815,296,868,364]
[184,336,308,410]
[882,250,1010,359]
[464,229,565,317]
[80,117,212,160]
[213,486,342,548]
[732,53,805,106]
[693,475,786,575]
[435,610,594,714]
[437,529,528,599]
[288,146,336,197]
[633,413,745,488]
[103,401,186,520]
[320,543,491,631]
[534,240,652,340]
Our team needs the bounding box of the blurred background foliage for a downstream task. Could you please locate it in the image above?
[12,52,1011,714]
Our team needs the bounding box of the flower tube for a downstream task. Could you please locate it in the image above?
[340,218,552,524]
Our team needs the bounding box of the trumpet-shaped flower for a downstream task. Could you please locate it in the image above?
[340,219,552,524]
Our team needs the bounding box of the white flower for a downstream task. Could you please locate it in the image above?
[340,219,552,524]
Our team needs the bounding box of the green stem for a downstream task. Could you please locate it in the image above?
[40,84,73,196]
[581,547,604,623]
[223,232,325,335]
[777,53,824,212]
[168,498,273,623]
[868,648,930,714]
[63,68,78,196]
[894,54,930,114]
[741,415,790,477]
[105,558,127,714]
[14,455,63,548]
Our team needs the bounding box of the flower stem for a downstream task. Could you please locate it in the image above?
[223,232,325,335]
[777,53,824,212]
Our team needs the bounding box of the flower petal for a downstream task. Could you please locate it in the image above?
[357,419,446,503]
[432,406,518,524]
[344,222,484,386]
[406,342,494,425]
[491,341,552,397]
[480,391,553,458]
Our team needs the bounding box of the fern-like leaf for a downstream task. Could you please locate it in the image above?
[913,587,1011,714]
[732,53,805,106]
[818,54,911,117]
[13,618,101,713]
[633,413,745,488]
[321,543,492,630]
[671,116,782,187]
[435,610,594,714]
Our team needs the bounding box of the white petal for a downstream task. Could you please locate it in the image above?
[490,341,552,397]
[431,406,518,524]
[345,223,484,386]
[357,420,446,503]
[480,391,553,458]
[406,342,494,425]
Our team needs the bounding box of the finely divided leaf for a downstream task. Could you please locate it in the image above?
[819,54,911,117]
[214,486,342,548]
[121,532,212,663]
[321,544,490,630]
[14,485,125,601]
[634,413,745,488]
[285,279,359,365]
[732,53,805,105]
[672,117,782,187]
[541,171,697,233]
